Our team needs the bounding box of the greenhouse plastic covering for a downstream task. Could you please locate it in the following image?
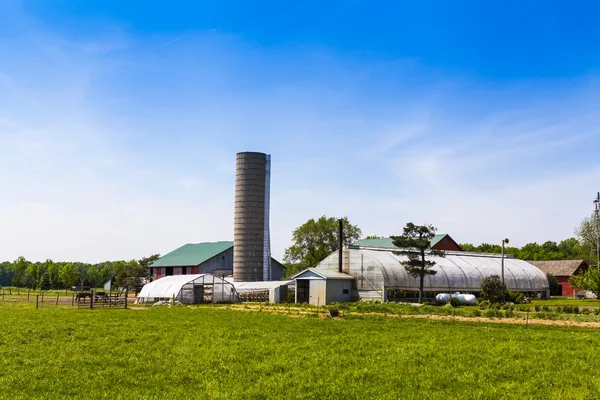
[138,274,238,303]
[315,248,549,293]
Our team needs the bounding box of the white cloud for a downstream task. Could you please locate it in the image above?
[1,5,600,264]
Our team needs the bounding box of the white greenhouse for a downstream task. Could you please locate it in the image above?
[310,246,549,302]
[137,274,238,304]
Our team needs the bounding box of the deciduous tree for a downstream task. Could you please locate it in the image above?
[284,216,361,272]
[569,268,600,299]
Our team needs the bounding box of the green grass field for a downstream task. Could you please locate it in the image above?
[1,306,600,399]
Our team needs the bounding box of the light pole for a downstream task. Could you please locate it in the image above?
[501,238,509,285]
[594,192,600,268]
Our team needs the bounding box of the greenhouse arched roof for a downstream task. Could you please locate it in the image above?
[138,274,232,299]
[315,248,549,293]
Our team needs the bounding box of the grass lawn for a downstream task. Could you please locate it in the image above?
[1,306,600,399]
[530,297,600,307]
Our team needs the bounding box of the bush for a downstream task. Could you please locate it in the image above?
[449,297,462,308]
[329,308,340,318]
[481,275,507,304]
[478,300,490,310]
[514,293,525,304]
[547,273,561,296]
[287,292,295,303]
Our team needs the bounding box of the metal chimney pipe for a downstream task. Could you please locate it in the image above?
[338,218,343,273]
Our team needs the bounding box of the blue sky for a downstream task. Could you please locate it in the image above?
[1,0,600,262]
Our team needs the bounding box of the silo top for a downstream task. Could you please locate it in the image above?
[236,151,269,156]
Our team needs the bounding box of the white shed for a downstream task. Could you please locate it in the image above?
[290,268,354,305]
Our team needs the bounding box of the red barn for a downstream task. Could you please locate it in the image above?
[529,260,588,297]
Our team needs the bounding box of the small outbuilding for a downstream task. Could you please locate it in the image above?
[228,280,293,303]
[138,274,238,304]
[289,268,354,305]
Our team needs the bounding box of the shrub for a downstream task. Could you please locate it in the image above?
[478,300,490,310]
[542,305,550,312]
[329,308,340,318]
[481,275,507,304]
[449,297,462,308]
[514,293,525,304]
[287,292,295,303]
[547,273,560,296]
[504,309,514,318]
[534,305,541,312]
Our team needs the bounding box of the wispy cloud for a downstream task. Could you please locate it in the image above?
[1,3,600,262]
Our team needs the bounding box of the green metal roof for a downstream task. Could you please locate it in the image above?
[429,234,449,248]
[151,241,233,267]
[353,234,448,249]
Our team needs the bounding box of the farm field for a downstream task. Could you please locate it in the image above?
[1,306,600,399]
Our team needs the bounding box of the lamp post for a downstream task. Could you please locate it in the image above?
[501,238,509,285]
[594,192,600,268]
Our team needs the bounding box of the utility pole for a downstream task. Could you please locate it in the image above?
[501,238,509,285]
[594,192,600,268]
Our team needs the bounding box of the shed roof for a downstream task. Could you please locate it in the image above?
[528,260,587,277]
[151,241,233,267]
[229,280,294,292]
[289,268,354,280]
[353,234,453,249]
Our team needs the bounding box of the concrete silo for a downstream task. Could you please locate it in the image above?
[233,152,272,282]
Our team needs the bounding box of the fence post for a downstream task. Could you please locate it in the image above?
[90,289,94,310]
[27,290,30,301]
[36,295,39,310]
[71,293,74,306]
[41,291,44,303]
[316,298,320,317]
[125,289,128,309]
[56,293,60,305]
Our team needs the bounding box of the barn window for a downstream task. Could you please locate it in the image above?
[343,289,349,294]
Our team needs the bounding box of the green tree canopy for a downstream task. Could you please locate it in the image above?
[569,267,600,299]
[391,223,445,304]
[114,260,147,293]
[59,262,79,289]
[284,216,362,274]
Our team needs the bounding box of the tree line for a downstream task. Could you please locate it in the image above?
[460,238,585,261]
[0,255,159,291]
[461,215,600,267]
